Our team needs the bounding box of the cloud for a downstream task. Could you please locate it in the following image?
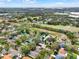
[23,0,36,3]
[0,0,79,8]
[55,2,64,5]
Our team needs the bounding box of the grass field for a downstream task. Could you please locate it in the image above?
[35,24,79,32]
[31,28,65,37]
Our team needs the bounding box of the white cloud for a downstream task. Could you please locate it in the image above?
[55,2,64,5]
[23,0,36,3]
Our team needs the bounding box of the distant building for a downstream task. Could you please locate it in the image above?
[54,12,68,15]
[69,12,79,18]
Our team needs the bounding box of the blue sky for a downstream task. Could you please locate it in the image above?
[0,0,79,8]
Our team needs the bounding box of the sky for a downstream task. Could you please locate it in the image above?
[0,0,79,8]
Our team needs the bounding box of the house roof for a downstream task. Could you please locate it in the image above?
[22,56,31,59]
[2,54,12,59]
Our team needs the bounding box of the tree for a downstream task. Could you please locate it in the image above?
[15,39,22,46]
[35,49,50,59]
[20,34,29,42]
[4,43,10,52]
[21,45,30,56]
[66,32,77,45]
[33,32,41,44]
[0,46,3,58]
[28,42,36,51]
[0,39,7,45]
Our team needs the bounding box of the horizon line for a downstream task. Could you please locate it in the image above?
[0,6,79,8]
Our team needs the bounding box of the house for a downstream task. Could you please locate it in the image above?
[29,46,41,58]
[43,35,54,45]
